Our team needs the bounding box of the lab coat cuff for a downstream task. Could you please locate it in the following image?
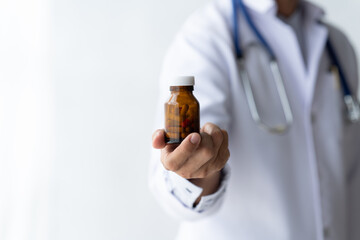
[165,171,204,208]
[194,166,229,213]
[165,164,230,212]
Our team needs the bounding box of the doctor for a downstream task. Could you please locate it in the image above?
[150,0,360,239]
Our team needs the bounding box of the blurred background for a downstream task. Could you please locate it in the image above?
[0,0,359,239]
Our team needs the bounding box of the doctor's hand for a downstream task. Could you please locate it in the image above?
[152,123,230,203]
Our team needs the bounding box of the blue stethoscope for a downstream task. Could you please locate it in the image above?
[232,0,360,134]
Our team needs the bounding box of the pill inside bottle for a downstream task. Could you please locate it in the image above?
[165,76,200,144]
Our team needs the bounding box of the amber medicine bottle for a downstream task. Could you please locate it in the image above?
[165,76,200,144]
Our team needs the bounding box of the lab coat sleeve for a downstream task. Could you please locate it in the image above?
[149,5,234,221]
[345,43,360,240]
[149,154,230,221]
[342,36,360,240]
[328,24,360,240]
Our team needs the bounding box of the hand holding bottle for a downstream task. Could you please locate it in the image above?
[152,123,229,204]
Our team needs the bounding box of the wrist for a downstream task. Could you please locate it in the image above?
[189,170,223,205]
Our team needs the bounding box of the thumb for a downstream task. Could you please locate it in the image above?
[168,133,201,160]
[152,129,166,149]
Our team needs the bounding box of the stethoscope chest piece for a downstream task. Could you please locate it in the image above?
[344,95,360,123]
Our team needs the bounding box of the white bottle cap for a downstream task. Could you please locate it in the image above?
[170,76,195,86]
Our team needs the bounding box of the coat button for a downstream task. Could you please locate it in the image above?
[323,227,330,238]
[311,113,316,123]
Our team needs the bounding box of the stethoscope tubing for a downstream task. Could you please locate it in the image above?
[232,0,360,125]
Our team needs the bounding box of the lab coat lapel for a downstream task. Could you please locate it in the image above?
[302,2,328,106]
[243,6,307,106]
[242,2,328,108]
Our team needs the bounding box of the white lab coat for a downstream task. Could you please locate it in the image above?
[149,0,360,239]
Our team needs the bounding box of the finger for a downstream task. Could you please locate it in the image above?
[201,122,224,154]
[210,129,229,171]
[219,130,228,152]
[152,129,166,149]
[216,130,229,163]
[161,133,201,172]
[192,130,230,178]
[191,159,218,179]
[192,148,229,179]
[201,123,223,145]
[175,132,215,178]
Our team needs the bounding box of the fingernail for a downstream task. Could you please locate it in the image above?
[153,131,160,141]
[190,134,200,145]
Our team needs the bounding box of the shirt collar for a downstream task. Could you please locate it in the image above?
[242,0,275,14]
[301,1,325,22]
[242,0,325,21]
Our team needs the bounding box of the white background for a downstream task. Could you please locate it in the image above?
[0,0,359,239]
